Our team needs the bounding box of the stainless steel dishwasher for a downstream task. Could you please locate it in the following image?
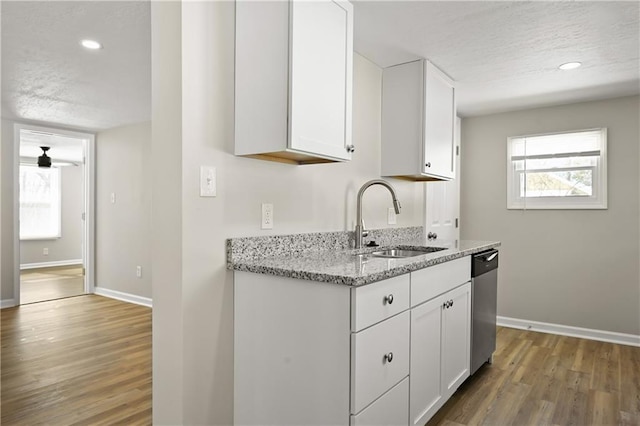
[471,249,499,375]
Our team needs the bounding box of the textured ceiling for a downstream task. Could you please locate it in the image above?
[1,1,151,131]
[2,1,638,129]
[354,1,640,116]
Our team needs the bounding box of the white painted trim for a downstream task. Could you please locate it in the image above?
[13,123,96,304]
[94,287,153,308]
[497,315,640,347]
[83,134,96,295]
[20,259,83,270]
[14,124,21,306]
[1,299,17,309]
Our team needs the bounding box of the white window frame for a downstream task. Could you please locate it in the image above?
[19,164,63,240]
[507,128,607,210]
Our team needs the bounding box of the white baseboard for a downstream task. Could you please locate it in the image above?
[21,259,83,270]
[497,315,640,347]
[94,287,152,308]
[1,299,16,309]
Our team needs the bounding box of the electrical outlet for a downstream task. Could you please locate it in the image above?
[110,192,116,204]
[43,248,49,256]
[136,266,142,278]
[387,207,397,225]
[261,203,274,229]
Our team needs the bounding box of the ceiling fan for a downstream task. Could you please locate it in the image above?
[38,146,52,168]
[25,146,80,168]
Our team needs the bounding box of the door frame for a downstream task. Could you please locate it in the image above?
[13,123,96,305]
[424,116,461,243]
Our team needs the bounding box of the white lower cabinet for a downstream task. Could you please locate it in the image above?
[351,311,410,414]
[441,283,472,397]
[409,296,443,425]
[410,281,471,426]
[234,256,471,425]
[351,378,409,426]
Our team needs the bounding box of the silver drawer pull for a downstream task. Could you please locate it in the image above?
[384,352,394,363]
[383,294,394,305]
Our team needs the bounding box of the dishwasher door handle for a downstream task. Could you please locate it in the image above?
[485,252,497,262]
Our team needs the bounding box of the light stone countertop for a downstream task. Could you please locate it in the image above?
[228,235,500,286]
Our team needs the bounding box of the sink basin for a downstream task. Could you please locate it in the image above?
[370,246,446,258]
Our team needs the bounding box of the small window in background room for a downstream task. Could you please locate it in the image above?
[19,165,62,239]
[507,128,607,209]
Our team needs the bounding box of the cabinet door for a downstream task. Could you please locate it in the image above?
[441,282,471,397]
[423,62,455,179]
[409,296,443,426]
[289,0,353,161]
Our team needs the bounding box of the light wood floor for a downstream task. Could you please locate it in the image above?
[427,326,640,426]
[1,295,152,425]
[20,266,84,305]
[2,298,638,426]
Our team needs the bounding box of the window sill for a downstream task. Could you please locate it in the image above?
[20,236,62,241]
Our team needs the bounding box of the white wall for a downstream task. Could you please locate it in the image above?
[461,95,640,336]
[152,2,425,423]
[1,119,15,302]
[20,165,83,265]
[96,122,152,299]
[151,2,183,424]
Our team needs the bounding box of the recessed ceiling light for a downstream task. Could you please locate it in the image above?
[81,39,102,50]
[558,62,581,70]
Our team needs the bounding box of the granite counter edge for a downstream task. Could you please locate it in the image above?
[229,241,501,287]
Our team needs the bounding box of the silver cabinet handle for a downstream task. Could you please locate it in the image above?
[384,352,394,363]
[383,294,394,305]
[346,145,355,153]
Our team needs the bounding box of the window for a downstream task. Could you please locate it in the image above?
[507,128,607,209]
[19,165,62,239]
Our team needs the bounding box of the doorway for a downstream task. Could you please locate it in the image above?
[425,117,462,244]
[13,123,95,305]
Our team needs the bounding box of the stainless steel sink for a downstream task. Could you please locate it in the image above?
[370,246,446,258]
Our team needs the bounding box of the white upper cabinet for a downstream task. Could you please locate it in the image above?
[382,59,456,180]
[235,0,354,165]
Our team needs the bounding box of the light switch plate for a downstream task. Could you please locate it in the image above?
[200,166,216,197]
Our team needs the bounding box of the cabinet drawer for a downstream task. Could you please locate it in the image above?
[411,256,470,307]
[351,274,410,332]
[350,377,409,426]
[351,311,410,414]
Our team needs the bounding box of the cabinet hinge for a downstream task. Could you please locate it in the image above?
[455,218,459,228]
[456,146,460,156]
